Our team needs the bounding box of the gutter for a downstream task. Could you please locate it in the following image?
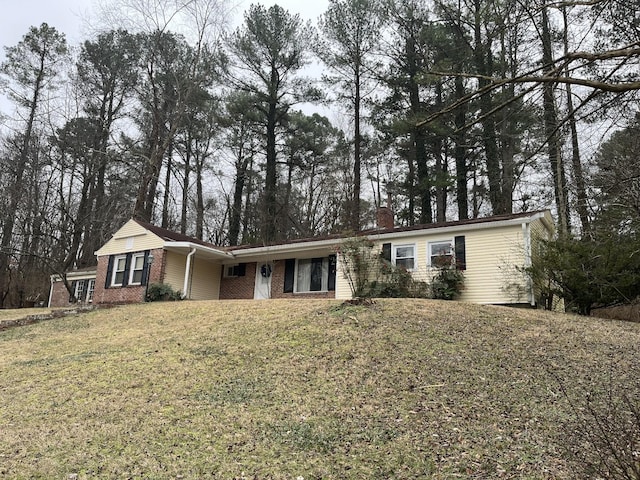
[183,247,196,299]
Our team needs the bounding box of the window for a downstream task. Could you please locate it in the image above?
[112,255,127,286]
[87,279,96,302]
[74,280,85,303]
[129,253,146,285]
[224,263,246,278]
[393,244,415,270]
[429,240,454,267]
[106,250,151,288]
[290,256,336,293]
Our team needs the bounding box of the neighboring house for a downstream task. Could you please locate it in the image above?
[48,266,97,307]
[48,209,555,308]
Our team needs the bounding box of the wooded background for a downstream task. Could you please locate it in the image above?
[0,0,638,308]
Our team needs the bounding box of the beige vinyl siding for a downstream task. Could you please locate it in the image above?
[162,252,221,299]
[95,219,164,256]
[335,253,352,300]
[163,250,187,294]
[459,226,527,304]
[188,259,221,300]
[371,224,530,304]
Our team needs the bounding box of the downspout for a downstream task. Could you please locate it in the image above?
[183,247,196,299]
[522,222,535,306]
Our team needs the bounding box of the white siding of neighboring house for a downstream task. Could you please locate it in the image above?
[95,219,164,256]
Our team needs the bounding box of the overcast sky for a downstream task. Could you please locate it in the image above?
[0,0,329,54]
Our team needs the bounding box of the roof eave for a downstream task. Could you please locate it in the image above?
[368,212,550,241]
[163,241,233,260]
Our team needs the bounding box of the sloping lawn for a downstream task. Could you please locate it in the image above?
[1,299,639,479]
[0,307,54,324]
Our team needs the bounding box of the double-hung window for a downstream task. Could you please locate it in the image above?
[74,280,85,302]
[129,253,146,285]
[393,244,416,270]
[429,240,454,267]
[112,255,127,286]
[107,251,151,288]
[87,279,96,302]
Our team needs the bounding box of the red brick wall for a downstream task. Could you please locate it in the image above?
[94,248,165,305]
[49,277,96,308]
[218,260,336,300]
[49,280,74,308]
[218,262,256,299]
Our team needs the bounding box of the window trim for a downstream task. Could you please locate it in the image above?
[111,255,127,286]
[87,279,96,303]
[427,239,455,268]
[392,243,416,271]
[74,280,85,303]
[224,264,238,278]
[128,253,146,285]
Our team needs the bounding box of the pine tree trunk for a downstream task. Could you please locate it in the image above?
[541,5,569,236]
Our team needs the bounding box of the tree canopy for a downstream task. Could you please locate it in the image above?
[1,1,640,308]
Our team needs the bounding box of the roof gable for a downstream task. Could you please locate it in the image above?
[95,219,165,256]
[132,219,219,249]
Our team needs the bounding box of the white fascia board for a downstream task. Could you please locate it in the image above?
[163,241,233,260]
[230,238,342,259]
[367,213,547,242]
[50,270,97,282]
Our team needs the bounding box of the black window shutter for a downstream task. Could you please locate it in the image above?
[105,256,114,289]
[141,250,151,285]
[284,259,295,293]
[122,253,132,286]
[328,255,337,291]
[237,263,246,277]
[382,243,392,262]
[69,281,77,303]
[454,236,466,270]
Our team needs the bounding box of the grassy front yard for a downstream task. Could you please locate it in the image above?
[1,299,639,478]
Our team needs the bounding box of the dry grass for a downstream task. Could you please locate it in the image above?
[1,299,639,479]
[0,307,54,323]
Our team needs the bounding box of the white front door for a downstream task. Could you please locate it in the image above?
[254,263,272,299]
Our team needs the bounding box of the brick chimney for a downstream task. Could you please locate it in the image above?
[377,206,394,230]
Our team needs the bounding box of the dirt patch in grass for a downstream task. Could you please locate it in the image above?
[1,299,639,478]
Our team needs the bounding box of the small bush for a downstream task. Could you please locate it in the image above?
[370,262,429,298]
[431,266,465,300]
[336,237,381,299]
[145,283,182,302]
[561,374,640,479]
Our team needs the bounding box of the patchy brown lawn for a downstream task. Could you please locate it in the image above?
[0,307,54,323]
[0,299,638,479]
